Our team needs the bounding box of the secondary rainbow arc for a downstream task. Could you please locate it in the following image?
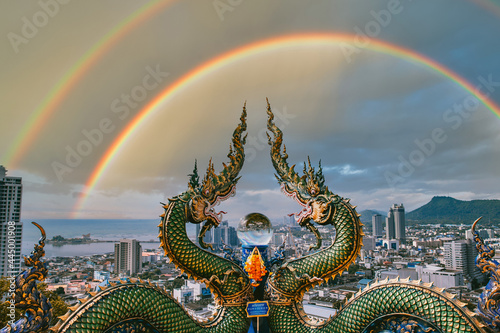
[2,0,177,169]
[472,0,500,18]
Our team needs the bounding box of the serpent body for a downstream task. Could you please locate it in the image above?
[52,106,252,333]
[265,100,486,333]
[0,222,52,333]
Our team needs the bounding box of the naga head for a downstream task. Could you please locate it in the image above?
[266,99,338,228]
[184,105,247,248]
[471,217,500,330]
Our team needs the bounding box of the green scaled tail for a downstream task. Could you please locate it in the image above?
[269,281,485,333]
[56,282,248,333]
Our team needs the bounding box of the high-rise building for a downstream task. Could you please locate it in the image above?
[114,239,142,275]
[284,231,297,257]
[392,204,406,244]
[363,236,376,251]
[227,226,238,246]
[212,224,222,249]
[205,221,239,249]
[203,226,213,244]
[285,215,295,227]
[443,240,467,272]
[443,240,485,285]
[0,166,23,276]
[272,232,285,246]
[385,212,395,240]
[195,223,200,245]
[385,204,405,244]
[372,214,383,237]
[220,227,227,246]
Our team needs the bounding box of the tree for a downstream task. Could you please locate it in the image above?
[51,235,65,242]
[38,283,69,326]
[331,300,343,309]
[0,277,22,327]
[172,277,185,289]
[0,278,65,327]
[138,271,159,281]
[348,264,360,274]
[470,278,481,291]
[193,298,212,306]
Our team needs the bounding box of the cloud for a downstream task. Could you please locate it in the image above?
[323,164,367,176]
[2,0,500,219]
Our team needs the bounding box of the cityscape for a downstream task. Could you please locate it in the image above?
[1,165,499,326]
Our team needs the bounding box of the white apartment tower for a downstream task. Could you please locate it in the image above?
[0,166,23,276]
[114,239,142,275]
[443,240,484,284]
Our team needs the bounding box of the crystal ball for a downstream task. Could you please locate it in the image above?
[237,212,273,246]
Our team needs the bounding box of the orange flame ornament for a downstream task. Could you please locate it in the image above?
[244,247,268,287]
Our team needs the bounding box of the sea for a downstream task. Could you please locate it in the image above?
[20,219,197,258]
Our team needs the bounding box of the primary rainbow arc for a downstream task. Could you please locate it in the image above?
[72,32,500,218]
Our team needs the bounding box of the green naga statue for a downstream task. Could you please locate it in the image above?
[50,105,253,333]
[1,101,495,333]
[264,100,488,333]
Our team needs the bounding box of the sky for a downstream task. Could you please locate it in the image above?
[1,0,500,225]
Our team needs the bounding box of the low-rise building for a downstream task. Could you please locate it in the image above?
[94,270,110,281]
[377,268,418,281]
[357,278,372,290]
[303,304,337,323]
[416,265,464,289]
[329,289,350,301]
[173,279,211,304]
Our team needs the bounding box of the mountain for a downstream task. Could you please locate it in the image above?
[359,209,386,223]
[406,196,500,224]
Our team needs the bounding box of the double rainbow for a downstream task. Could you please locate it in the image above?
[5,0,500,170]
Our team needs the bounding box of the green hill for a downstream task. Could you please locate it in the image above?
[406,196,500,224]
[359,210,386,223]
